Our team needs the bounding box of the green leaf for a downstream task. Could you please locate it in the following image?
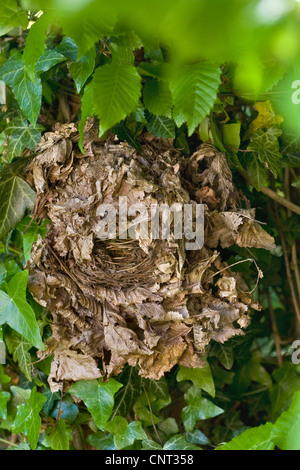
[222,122,241,150]
[292,175,300,188]
[248,126,282,177]
[17,216,48,262]
[219,423,274,450]
[87,432,115,450]
[182,385,223,432]
[68,378,122,430]
[55,37,78,61]
[0,0,28,36]
[146,113,175,138]
[177,362,215,397]
[112,366,142,418]
[35,49,67,76]
[0,391,10,419]
[186,429,210,446]
[0,364,11,384]
[142,439,163,450]
[91,61,141,136]
[158,417,179,437]
[69,46,96,93]
[0,157,36,241]
[42,419,71,450]
[4,115,44,162]
[4,329,32,381]
[210,342,234,370]
[105,416,147,449]
[13,386,47,449]
[143,79,173,117]
[271,390,300,450]
[23,14,50,81]
[163,434,201,450]
[0,52,42,124]
[0,270,45,350]
[247,152,269,191]
[169,63,221,136]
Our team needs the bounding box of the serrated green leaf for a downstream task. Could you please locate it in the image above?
[68,378,122,431]
[271,390,300,450]
[42,419,71,450]
[13,386,47,449]
[170,63,221,136]
[0,0,28,36]
[4,115,44,162]
[91,61,141,136]
[177,362,215,397]
[0,158,36,241]
[0,270,45,350]
[0,52,42,125]
[105,416,147,450]
[219,423,274,450]
[146,113,175,138]
[143,79,173,117]
[69,46,96,93]
[0,391,10,419]
[182,385,223,432]
[163,434,201,450]
[248,126,282,177]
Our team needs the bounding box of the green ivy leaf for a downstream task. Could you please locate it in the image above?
[182,385,223,432]
[13,386,47,449]
[143,79,173,117]
[0,0,28,36]
[0,270,45,350]
[105,416,147,449]
[163,434,201,450]
[145,113,175,138]
[87,432,115,450]
[210,342,234,370]
[0,158,36,241]
[142,439,163,450]
[271,390,300,450]
[4,328,32,381]
[42,419,71,450]
[247,152,269,191]
[177,362,215,397]
[112,366,142,418]
[0,364,11,384]
[248,126,282,177]
[23,14,50,81]
[0,52,42,125]
[91,61,141,136]
[0,391,10,419]
[35,49,67,76]
[218,423,274,450]
[68,378,122,431]
[170,63,221,136]
[69,46,96,93]
[4,115,44,162]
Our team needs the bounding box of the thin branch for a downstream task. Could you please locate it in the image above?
[261,187,300,216]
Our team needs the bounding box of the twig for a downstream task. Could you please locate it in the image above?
[261,187,300,216]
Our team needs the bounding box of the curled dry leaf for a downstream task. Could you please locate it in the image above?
[26,122,275,390]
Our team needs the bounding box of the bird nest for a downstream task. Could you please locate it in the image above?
[25,121,275,391]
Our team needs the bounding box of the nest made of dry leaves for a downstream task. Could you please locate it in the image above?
[25,120,275,392]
